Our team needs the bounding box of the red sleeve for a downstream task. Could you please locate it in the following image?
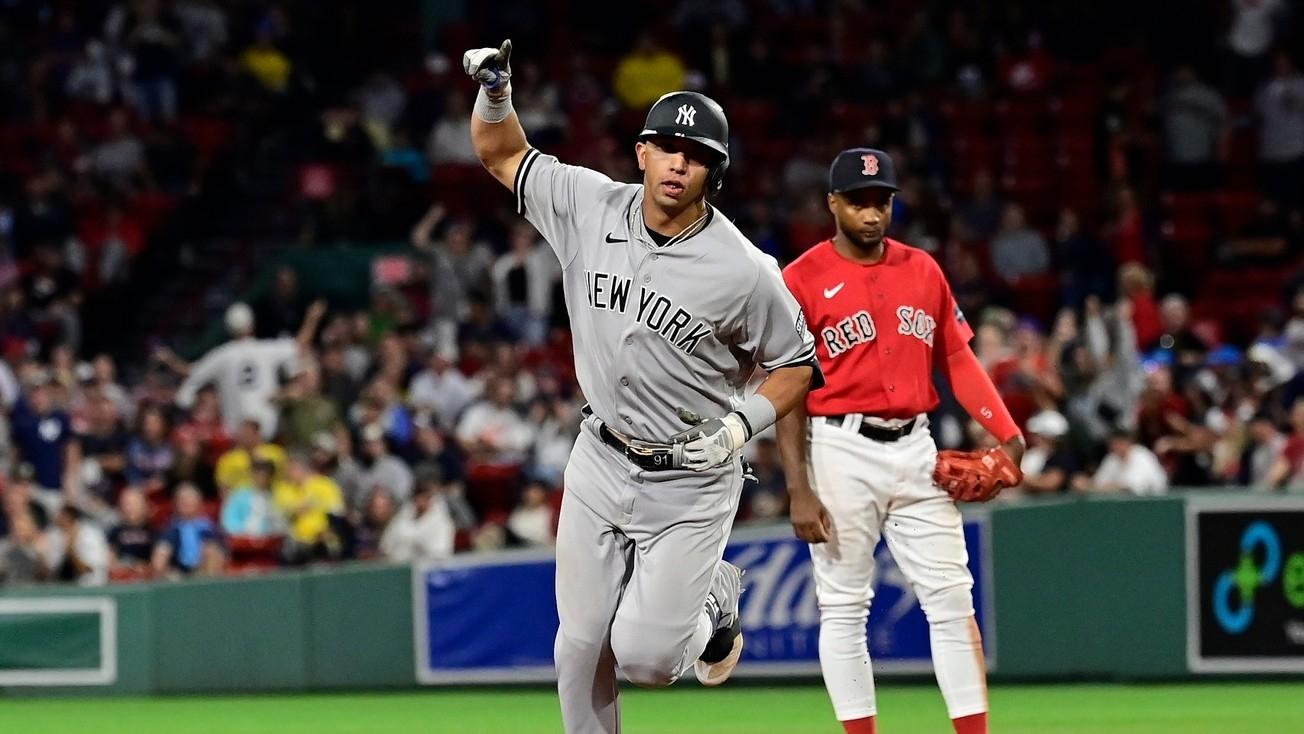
[933,267,974,357]
[781,265,806,309]
[939,345,1022,444]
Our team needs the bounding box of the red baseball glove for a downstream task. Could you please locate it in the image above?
[933,447,1023,502]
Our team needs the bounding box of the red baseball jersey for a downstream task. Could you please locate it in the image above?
[782,238,974,418]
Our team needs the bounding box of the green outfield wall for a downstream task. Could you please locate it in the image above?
[2,494,1298,695]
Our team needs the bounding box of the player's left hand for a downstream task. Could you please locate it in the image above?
[667,408,748,471]
[933,446,1023,502]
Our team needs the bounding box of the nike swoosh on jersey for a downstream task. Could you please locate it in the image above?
[605,233,628,243]
[823,283,845,299]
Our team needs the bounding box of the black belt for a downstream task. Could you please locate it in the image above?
[822,415,919,443]
[582,405,678,472]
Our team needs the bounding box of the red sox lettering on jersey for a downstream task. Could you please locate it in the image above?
[783,237,974,419]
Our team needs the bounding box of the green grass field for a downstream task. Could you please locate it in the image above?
[2,682,1302,733]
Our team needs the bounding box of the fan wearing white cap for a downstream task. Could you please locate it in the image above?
[173,299,327,439]
[1018,410,1078,495]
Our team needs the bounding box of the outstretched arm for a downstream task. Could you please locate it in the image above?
[938,344,1025,464]
[464,40,530,191]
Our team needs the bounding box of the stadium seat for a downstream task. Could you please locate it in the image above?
[465,462,524,519]
[226,535,285,573]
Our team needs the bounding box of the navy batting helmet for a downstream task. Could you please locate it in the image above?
[638,91,730,193]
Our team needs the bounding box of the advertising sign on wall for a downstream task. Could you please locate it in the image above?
[415,517,993,684]
[1187,499,1304,673]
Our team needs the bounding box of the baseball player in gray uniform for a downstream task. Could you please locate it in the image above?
[463,41,823,733]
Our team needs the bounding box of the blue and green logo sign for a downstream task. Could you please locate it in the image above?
[1197,510,1304,664]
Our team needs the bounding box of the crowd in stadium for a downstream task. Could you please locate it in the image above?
[1,0,1304,585]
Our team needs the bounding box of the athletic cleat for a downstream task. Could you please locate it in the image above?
[695,561,744,686]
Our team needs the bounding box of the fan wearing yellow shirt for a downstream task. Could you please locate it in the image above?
[214,418,287,494]
[612,34,687,110]
[275,451,345,563]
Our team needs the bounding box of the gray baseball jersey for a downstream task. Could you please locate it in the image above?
[515,147,817,440]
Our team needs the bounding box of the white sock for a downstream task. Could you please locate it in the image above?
[930,616,988,718]
[818,611,877,720]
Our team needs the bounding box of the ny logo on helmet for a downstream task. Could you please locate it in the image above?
[676,104,697,126]
[861,153,879,176]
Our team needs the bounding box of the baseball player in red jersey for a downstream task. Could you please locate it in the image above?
[775,148,1026,734]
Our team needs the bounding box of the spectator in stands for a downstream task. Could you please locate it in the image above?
[492,221,560,346]
[273,451,341,560]
[1063,298,1144,445]
[455,376,535,467]
[1226,0,1284,94]
[990,203,1051,285]
[221,458,285,538]
[1255,51,1304,210]
[337,422,413,510]
[125,404,175,496]
[1118,264,1163,351]
[408,349,476,431]
[1242,411,1287,486]
[45,505,109,586]
[351,487,397,560]
[90,355,133,423]
[67,392,130,513]
[1105,186,1147,266]
[174,0,229,64]
[89,108,151,194]
[276,362,341,452]
[0,510,48,584]
[350,378,414,450]
[458,291,514,358]
[170,384,230,457]
[426,91,478,166]
[1055,208,1113,309]
[1016,410,1078,496]
[317,340,363,414]
[355,72,407,148]
[512,61,568,146]
[23,243,82,351]
[239,20,292,93]
[166,425,216,499]
[15,165,74,262]
[957,170,1005,241]
[1,469,50,533]
[107,487,156,572]
[65,40,115,106]
[380,464,455,562]
[1080,430,1169,495]
[255,266,305,339]
[174,300,324,438]
[214,418,287,495]
[1160,66,1227,191]
[612,33,687,109]
[525,398,579,487]
[10,372,74,506]
[1154,294,1210,367]
[1135,362,1191,453]
[152,482,223,577]
[106,0,184,123]
[1266,397,1304,489]
[740,437,787,521]
[507,480,556,547]
[441,218,494,302]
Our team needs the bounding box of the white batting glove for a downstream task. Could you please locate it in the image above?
[463,39,512,96]
[668,409,749,471]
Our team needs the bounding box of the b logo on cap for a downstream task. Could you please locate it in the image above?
[676,105,697,126]
[861,153,879,176]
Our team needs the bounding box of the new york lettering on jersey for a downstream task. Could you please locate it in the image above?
[782,237,972,419]
[515,148,816,440]
[583,269,714,355]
